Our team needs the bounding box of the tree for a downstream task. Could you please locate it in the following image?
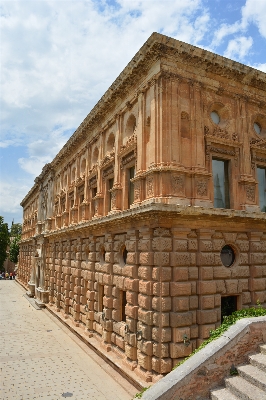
[0,216,9,271]
[9,235,20,264]
[10,222,22,237]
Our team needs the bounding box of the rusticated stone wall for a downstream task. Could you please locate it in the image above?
[18,222,266,382]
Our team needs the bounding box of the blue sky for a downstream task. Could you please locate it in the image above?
[1,0,266,227]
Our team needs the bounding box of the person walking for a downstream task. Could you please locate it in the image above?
[9,272,13,280]
[5,272,9,279]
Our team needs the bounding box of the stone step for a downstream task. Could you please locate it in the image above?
[238,364,266,391]
[260,344,266,355]
[211,387,239,400]
[249,353,266,372]
[225,376,266,400]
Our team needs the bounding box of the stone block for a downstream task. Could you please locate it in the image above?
[172,267,188,281]
[103,296,113,308]
[225,279,238,294]
[190,324,199,338]
[189,296,198,309]
[172,296,189,312]
[125,278,139,291]
[152,356,172,374]
[152,267,172,281]
[188,267,198,280]
[138,266,152,280]
[201,267,213,280]
[252,266,263,278]
[172,327,190,343]
[139,252,153,265]
[152,296,171,311]
[153,312,169,327]
[154,252,170,266]
[137,351,152,371]
[152,327,171,343]
[138,294,152,310]
[153,342,169,357]
[138,309,153,325]
[125,304,138,319]
[201,296,215,309]
[170,312,193,327]
[199,324,216,339]
[197,309,218,324]
[170,342,192,358]
[139,280,153,295]
[242,292,251,304]
[123,265,138,278]
[137,340,153,356]
[198,281,216,295]
[170,282,191,296]
[153,282,169,296]
[252,278,266,291]
[125,344,137,360]
[126,291,138,305]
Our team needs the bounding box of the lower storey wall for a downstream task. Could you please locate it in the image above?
[18,226,266,381]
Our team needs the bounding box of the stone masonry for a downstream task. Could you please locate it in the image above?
[18,33,266,383]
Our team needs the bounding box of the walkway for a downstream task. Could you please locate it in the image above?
[0,280,137,400]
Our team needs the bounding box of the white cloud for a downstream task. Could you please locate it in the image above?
[242,0,266,38]
[252,63,266,73]
[224,36,253,60]
[0,179,30,214]
[1,0,210,175]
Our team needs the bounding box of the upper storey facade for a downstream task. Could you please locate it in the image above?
[21,33,266,239]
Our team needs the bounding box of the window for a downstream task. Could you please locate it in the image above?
[211,111,220,124]
[212,159,230,208]
[128,166,135,207]
[257,167,266,212]
[108,178,114,212]
[121,290,127,322]
[98,284,104,313]
[80,194,84,204]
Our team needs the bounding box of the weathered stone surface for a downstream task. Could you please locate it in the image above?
[18,32,266,383]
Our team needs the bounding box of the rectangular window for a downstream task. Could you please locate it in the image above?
[257,167,266,212]
[98,284,104,313]
[92,187,97,215]
[128,166,135,207]
[121,290,127,322]
[212,159,230,208]
[80,194,84,203]
[108,178,114,212]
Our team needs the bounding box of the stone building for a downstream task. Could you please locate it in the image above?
[18,33,266,383]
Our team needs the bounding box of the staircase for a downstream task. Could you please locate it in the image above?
[211,344,266,400]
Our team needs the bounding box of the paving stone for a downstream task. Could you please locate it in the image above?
[0,281,137,400]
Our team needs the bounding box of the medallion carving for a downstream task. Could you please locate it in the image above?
[196,178,208,197]
[172,175,185,195]
[146,177,154,197]
[246,185,255,202]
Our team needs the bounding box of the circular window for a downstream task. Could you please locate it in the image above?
[220,245,235,267]
[254,122,261,135]
[211,111,220,125]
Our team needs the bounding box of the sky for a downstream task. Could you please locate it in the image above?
[1,0,266,227]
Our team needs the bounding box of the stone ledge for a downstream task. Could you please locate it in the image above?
[142,316,266,400]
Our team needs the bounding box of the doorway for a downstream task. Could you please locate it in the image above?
[221,296,238,322]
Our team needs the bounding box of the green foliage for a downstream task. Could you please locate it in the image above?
[0,216,9,270]
[173,303,266,370]
[9,235,20,263]
[134,386,151,399]
[10,223,22,237]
